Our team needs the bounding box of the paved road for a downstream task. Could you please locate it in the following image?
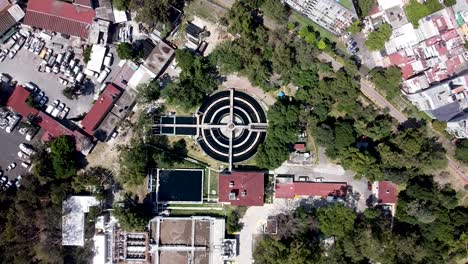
[360,79,407,123]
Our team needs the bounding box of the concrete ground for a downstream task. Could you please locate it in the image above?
[274,148,371,212]
[235,199,299,264]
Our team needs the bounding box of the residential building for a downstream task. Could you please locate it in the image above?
[62,196,99,246]
[446,112,468,138]
[218,171,265,206]
[148,216,236,264]
[374,181,398,216]
[23,0,96,39]
[275,176,347,199]
[284,0,356,35]
[405,74,468,121]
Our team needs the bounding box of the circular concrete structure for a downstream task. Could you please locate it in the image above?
[197,90,267,164]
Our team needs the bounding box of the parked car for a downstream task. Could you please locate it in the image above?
[45,104,54,114]
[17,151,30,160]
[8,49,17,59]
[5,114,20,133]
[52,64,60,74]
[58,102,65,111]
[314,177,324,182]
[58,107,70,119]
[15,175,22,187]
[58,77,68,86]
[103,53,113,67]
[35,91,44,102]
[6,162,16,172]
[97,67,111,84]
[25,82,39,93]
[39,96,48,107]
[19,143,36,156]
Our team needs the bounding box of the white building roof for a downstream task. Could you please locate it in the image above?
[92,234,106,264]
[127,65,156,89]
[86,44,107,73]
[378,0,402,10]
[113,8,129,23]
[8,4,25,22]
[62,196,99,246]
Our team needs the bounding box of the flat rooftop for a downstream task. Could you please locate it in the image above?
[149,216,227,264]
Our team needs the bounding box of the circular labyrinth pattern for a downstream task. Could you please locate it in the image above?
[197,90,267,164]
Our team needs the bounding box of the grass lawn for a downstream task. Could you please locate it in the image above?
[404,0,443,27]
[338,0,354,10]
[208,169,219,198]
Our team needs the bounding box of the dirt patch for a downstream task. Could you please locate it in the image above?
[434,171,468,206]
[222,75,276,107]
[190,16,232,55]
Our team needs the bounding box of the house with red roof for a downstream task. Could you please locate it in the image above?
[23,0,96,39]
[275,176,347,199]
[218,171,265,206]
[80,83,122,140]
[374,181,398,216]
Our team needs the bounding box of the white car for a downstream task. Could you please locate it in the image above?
[58,77,68,86]
[18,151,30,160]
[314,177,324,182]
[58,102,65,111]
[15,175,22,187]
[6,162,16,172]
[52,99,60,107]
[97,67,111,84]
[19,143,36,156]
[103,54,113,67]
[58,107,70,119]
[25,82,39,93]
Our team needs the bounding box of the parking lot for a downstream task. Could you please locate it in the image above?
[0,123,37,182]
[0,47,94,117]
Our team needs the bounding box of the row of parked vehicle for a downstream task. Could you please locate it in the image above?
[38,47,86,85]
[45,99,69,119]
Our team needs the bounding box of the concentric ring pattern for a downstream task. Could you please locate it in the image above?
[197,90,267,163]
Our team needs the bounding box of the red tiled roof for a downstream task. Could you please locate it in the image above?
[81,83,122,135]
[6,85,39,118]
[378,181,397,204]
[275,182,347,199]
[23,0,95,39]
[37,111,74,138]
[293,143,306,151]
[218,171,264,206]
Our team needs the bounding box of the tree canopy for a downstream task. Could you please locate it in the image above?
[369,66,402,99]
[163,49,220,110]
[365,23,392,51]
[455,139,468,165]
[256,98,301,169]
